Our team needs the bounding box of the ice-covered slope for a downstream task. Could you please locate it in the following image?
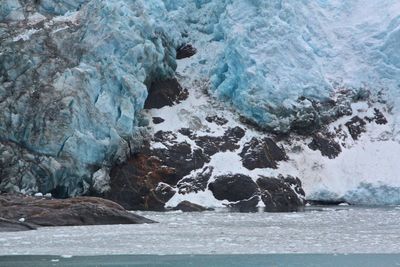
[165,0,400,132]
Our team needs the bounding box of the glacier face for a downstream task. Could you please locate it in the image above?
[0,0,179,195]
[1,0,400,204]
[165,0,400,132]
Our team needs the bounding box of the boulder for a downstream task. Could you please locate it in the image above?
[257,175,305,212]
[227,196,260,212]
[0,194,155,229]
[144,78,188,109]
[209,174,258,202]
[176,44,197,59]
[177,166,213,194]
[239,137,287,170]
[173,201,210,212]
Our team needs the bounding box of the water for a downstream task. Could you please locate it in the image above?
[2,254,400,267]
[1,206,400,255]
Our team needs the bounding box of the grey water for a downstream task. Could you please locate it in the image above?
[1,206,400,266]
[2,254,400,267]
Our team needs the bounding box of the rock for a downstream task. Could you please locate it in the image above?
[209,174,258,202]
[257,175,305,212]
[173,201,209,212]
[176,44,197,59]
[154,183,176,204]
[239,137,287,170]
[308,132,342,159]
[104,153,176,211]
[0,217,37,232]
[144,78,188,109]
[227,196,260,212]
[177,166,213,194]
[195,126,245,156]
[0,194,155,227]
[152,117,165,124]
[345,116,366,140]
[152,142,210,185]
[373,108,388,125]
[205,115,228,126]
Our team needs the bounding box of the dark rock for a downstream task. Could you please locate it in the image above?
[177,166,213,194]
[257,175,305,212]
[205,115,228,126]
[176,44,197,59]
[195,126,245,156]
[153,131,177,143]
[308,132,342,159]
[345,116,366,140]
[178,128,194,137]
[227,196,260,212]
[105,153,176,211]
[144,78,188,109]
[152,142,210,185]
[104,134,210,211]
[173,201,209,212]
[154,183,176,204]
[209,174,258,202]
[152,117,165,124]
[0,194,155,227]
[0,218,37,232]
[239,137,287,170]
[373,108,388,125]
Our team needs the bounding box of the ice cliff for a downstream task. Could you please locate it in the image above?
[1,0,400,204]
[0,0,179,196]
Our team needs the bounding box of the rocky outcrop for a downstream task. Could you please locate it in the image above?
[0,218,37,232]
[226,196,260,212]
[144,78,188,109]
[177,166,213,194]
[239,137,287,170]
[209,174,259,202]
[0,194,154,231]
[172,201,210,212]
[308,132,342,159]
[257,175,305,212]
[176,44,197,60]
[345,116,366,140]
[103,153,176,211]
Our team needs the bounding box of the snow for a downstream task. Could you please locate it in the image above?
[12,29,39,42]
[1,207,400,255]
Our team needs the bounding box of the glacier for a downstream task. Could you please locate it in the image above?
[164,0,400,132]
[0,0,179,196]
[1,0,400,205]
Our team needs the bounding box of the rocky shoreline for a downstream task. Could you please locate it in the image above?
[0,194,155,232]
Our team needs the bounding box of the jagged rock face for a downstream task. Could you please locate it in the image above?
[103,153,176,211]
[257,176,305,212]
[177,166,213,194]
[308,132,342,159]
[209,174,259,202]
[239,137,287,170]
[345,116,367,140]
[144,78,188,109]
[0,0,179,195]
